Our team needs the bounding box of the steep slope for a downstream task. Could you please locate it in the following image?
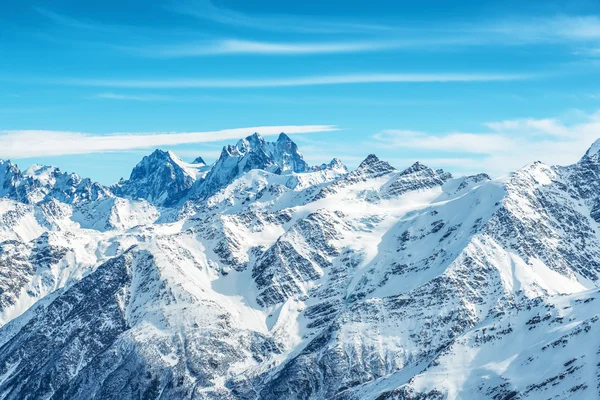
[0,246,283,399]
[371,289,600,399]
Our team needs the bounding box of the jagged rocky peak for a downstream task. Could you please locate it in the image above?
[581,138,600,162]
[0,160,110,204]
[327,157,346,170]
[382,161,452,198]
[399,161,452,179]
[113,149,195,207]
[445,172,491,195]
[272,133,310,173]
[0,159,22,197]
[356,154,396,176]
[191,156,206,166]
[200,132,310,196]
[230,132,308,173]
[234,132,265,154]
[400,161,431,175]
[312,157,348,173]
[128,149,182,181]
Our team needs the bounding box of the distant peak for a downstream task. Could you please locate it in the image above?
[277,132,292,142]
[312,158,348,173]
[143,149,178,163]
[248,132,264,142]
[236,132,266,153]
[356,154,396,175]
[23,164,59,177]
[192,156,206,165]
[128,149,186,181]
[583,138,600,160]
[358,154,380,168]
[149,149,168,157]
[329,157,345,167]
[400,161,431,176]
[358,154,388,170]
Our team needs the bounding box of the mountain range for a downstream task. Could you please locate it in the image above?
[0,132,599,399]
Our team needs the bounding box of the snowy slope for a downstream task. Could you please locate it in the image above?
[1,134,600,399]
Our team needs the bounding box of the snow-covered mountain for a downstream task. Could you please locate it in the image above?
[199,133,311,197]
[1,132,600,399]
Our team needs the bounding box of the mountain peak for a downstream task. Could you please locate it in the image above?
[114,149,195,206]
[201,132,309,196]
[326,157,347,172]
[353,154,396,179]
[311,158,348,173]
[192,156,206,166]
[250,132,263,140]
[358,154,380,168]
[400,161,432,176]
[357,154,395,171]
[149,148,171,158]
[236,133,265,153]
[277,132,292,143]
[582,138,600,161]
[129,149,181,180]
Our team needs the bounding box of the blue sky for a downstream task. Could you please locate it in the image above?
[3,0,600,184]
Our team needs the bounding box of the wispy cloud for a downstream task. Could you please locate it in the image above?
[41,72,531,89]
[139,37,481,57]
[90,92,449,106]
[32,5,600,57]
[145,39,398,57]
[169,0,390,34]
[0,125,337,158]
[480,15,600,44]
[373,110,600,177]
[95,92,173,101]
[374,131,516,154]
[484,118,570,137]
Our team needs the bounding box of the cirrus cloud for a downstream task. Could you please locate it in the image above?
[39,72,532,89]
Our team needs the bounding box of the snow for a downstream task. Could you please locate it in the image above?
[2,135,600,399]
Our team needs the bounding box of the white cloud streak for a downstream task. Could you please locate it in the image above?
[481,15,600,44]
[47,73,531,89]
[169,0,391,34]
[374,110,600,177]
[33,4,600,58]
[95,92,173,101]
[484,118,571,136]
[141,37,482,57]
[374,130,517,154]
[149,39,396,56]
[0,125,337,158]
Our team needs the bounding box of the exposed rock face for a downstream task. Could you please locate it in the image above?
[192,156,207,165]
[112,149,196,207]
[1,135,600,399]
[0,160,111,205]
[311,158,348,174]
[199,133,310,197]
